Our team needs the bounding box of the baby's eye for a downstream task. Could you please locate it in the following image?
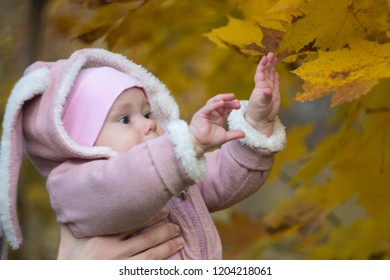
[118,115,130,124]
[144,112,152,119]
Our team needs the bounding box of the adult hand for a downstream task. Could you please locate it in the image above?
[57,207,184,260]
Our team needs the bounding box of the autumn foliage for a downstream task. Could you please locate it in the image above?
[1,0,389,259]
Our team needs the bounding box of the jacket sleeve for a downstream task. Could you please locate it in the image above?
[198,141,275,212]
[47,133,198,238]
[198,101,286,212]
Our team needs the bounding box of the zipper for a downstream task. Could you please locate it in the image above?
[179,187,190,201]
[178,188,208,259]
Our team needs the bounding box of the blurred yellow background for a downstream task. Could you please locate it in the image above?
[1,0,389,260]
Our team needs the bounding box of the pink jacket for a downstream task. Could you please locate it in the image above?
[0,48,286,259]
[48,135,277,259]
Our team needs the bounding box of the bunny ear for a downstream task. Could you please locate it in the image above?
[0,227,7,259]
[0,67,49,256]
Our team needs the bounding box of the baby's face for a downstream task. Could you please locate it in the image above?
[94,88,164,153]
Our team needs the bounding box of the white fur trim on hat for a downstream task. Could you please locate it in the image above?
[166,120,207,182]
[228,100,286,152]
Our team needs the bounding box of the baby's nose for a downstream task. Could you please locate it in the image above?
[143,118,157,134]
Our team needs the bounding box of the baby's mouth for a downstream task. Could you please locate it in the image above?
[146,132,159,140]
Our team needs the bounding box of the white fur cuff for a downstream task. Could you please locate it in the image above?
[166,120,207,182]
[228,101,286,152]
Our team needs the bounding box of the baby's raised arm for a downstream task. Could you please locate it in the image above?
[192,53,284,212]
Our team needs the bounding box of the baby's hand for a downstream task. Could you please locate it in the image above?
[245,52,280,136]
[190,93,245,157]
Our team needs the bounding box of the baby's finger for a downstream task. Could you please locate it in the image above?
[268,54,276,85]
[204,99,222,112]
[203,98,238,115]
[225,130,245,142]
[254,56,268,83]
[264,54,272,81]
[260,54,269,67]
[224,100,241,110]
[271,53,278,68]
[267,52,275,62]
[274,72,280,93]
[206,93,236,105]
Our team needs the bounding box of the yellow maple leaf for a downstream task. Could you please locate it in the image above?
[278,0,389,54]
[266,0,303,14]
[205,0,291,57]
[292,40,390,106]
[239,0,278,19]
[239,0,296,24]
[205,16,264,57]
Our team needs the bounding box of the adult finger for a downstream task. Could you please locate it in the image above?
[121,223,181,256]
[130,236,185,260]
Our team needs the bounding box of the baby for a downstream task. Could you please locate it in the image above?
[0,49,285,259]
